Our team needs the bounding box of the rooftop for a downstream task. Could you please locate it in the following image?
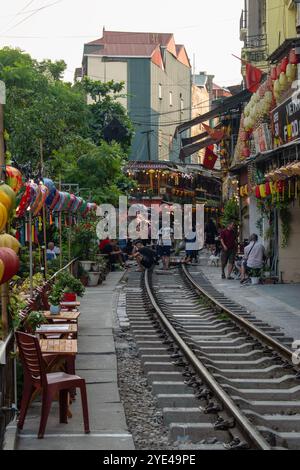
[84,30,191,68]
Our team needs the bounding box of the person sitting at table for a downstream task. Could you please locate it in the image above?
[47,242,58,261]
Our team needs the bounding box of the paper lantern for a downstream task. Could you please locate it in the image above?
[0,184,16,212]
[0,202,7,232]
[274,79,280,94]
[256,186,261,199]
[289,48,298,65]
[50,190,60,211]
[286,63,297,82]
[44,179,57,207]
[271,67,277,81]
[5,166,23,194]
[0,234,21,254]
[279,72,288,90]
[16,184,32,218]
[265,182,271,197]
[259,184,267,198]
[0,248,20,284]
[281,57,289,73]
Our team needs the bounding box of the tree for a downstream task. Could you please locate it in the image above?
[0,47,89,177]
[82,78,134,152]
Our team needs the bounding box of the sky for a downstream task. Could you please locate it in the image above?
[0,0,244,86]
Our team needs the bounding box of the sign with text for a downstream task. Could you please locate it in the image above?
[272,91,300,148]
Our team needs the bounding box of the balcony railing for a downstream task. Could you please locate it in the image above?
[244,34,267,50]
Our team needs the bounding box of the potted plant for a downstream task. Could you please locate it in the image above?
[56,271,85,299]
[48,285,63,315]
[87,271,100,287]
[24,311,47,334]
[248,268,262,285]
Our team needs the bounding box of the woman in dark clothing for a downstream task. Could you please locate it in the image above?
[205,219,218,253]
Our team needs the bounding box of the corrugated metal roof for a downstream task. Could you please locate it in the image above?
[86,31,173,47]
[87,43,157,58]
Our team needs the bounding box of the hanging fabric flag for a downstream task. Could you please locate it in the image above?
[202,123,224,142]
[232,55,263,93]
[245,62,263,93]
[203,145,218,170]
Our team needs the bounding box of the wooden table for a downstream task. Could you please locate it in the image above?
[43,311,80,322]
[36,324,78,338]
[40,339,77,355]
[60,301,81,310]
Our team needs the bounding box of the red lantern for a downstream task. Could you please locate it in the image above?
[289,48,298,65]
[281,56,289,73]
[271,66,277,81]
[255,186,261,199]
[0,248,20,284]
[265,182,271,196]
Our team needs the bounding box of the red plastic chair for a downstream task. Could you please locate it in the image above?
[16,331,90,439]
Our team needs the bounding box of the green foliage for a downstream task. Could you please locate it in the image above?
[8,292,27,330]
[55,271,85,297]
[280,207,292,249]
[70,219,98,261]
[24,311,47,333]
[0,47,89,176]
[48,283,63,306]
[221,198,239,227]
[83,77,134,152]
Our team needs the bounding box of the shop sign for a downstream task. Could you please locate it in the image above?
[253,124,272,153]
[272,91,300,148]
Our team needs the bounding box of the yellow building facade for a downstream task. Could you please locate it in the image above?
[266,0,297,56]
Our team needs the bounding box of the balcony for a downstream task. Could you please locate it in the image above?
[242,34,268,64]
[244,34,267,50]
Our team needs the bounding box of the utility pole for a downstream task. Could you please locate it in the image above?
[40,139,48,278]
[141,130,154,161]
[0,82,8,336]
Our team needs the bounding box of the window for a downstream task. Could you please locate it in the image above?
[180,95,184,113]
[159,130,163,148]
[169,91,173,107]
[159,84,162,100]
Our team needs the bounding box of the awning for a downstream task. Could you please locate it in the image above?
[175,89,251,136]
[180,137,215,160]
[181,123,223,147]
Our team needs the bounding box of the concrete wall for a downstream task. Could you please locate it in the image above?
[127,59,151,161]
[150,50,191,162]
[279,203,300,283]
[266,0,297,56]
[191,84,210,164]
[86,56,128,108]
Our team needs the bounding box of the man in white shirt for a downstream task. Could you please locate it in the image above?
[241,234,266,283]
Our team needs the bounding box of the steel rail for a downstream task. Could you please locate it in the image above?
[181,264,294,364]
[144,269,271,451]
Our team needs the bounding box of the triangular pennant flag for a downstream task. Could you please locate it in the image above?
[202,123,224,141]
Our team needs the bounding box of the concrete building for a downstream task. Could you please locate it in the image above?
[80,30,192,162]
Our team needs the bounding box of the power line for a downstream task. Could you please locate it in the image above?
[0,0,64,35]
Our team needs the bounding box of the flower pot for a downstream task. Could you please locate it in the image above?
[63,293,76,302]
[80,261,93,272]
[50,304,61,315]
[91,263,100,272]
[251,277,260,286]
[88,272,100,287]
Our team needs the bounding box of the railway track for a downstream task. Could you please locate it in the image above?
[125,264,300,450]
